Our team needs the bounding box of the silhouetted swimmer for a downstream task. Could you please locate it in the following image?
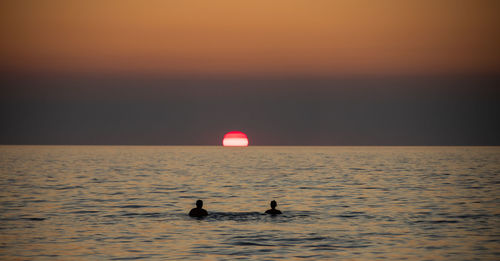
[189,200,208,217]
[265,200,282,215]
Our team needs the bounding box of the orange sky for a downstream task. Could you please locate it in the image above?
[1,0,499,76]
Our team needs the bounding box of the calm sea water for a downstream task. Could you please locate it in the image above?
[0,146,499,260]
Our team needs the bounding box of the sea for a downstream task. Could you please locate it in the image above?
[0,146,499,260]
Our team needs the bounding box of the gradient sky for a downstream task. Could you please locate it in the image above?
[1,0,499,76]
[1,0,499,145]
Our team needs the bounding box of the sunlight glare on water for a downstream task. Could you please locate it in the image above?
[0,146,499,260]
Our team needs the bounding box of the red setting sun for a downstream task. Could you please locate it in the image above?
[222,131,249,147]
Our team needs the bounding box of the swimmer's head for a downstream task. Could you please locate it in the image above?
[196,200,203,208]
[270,200,277,209]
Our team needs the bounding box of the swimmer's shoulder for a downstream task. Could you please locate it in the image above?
[189,208,208,217]
[265,209,282,215]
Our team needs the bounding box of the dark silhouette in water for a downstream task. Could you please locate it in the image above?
[265,200,282,215]
[189,199,208,217]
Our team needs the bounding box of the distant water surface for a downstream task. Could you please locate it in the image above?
[0,146,499,260]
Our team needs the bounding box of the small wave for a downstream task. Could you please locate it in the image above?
[336,211,376,219]
[203,212,264,222]
[427,220,459,224]
[295,167,321,171]
[362,187,390,191]
[21,217,46,221]
[121,212,162,218]
[179,195,198,199]
[449,214,490,219]
[119,205,148,209]
[413,220,459,224]
[56,185,84,190]
[232,241,273,246]
[152,186,179,191]
[312,194,343,199]
[72,210,99,214]
[110,256,151,260]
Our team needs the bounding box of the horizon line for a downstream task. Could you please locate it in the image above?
[1,144,499,147]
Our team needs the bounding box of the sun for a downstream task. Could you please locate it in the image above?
[222,131,249,147]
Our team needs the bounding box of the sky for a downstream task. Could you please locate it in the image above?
[1,0,499,145]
